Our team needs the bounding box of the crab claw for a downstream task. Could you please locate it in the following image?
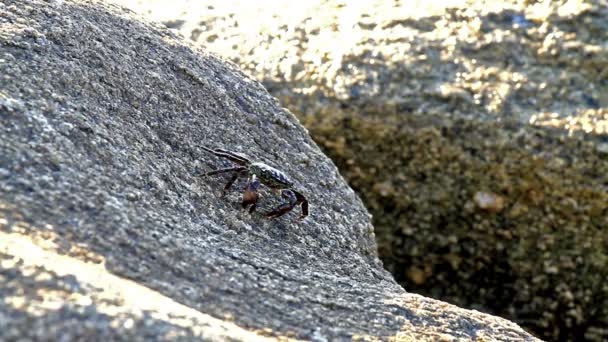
[266,189,308,220]
[242,176,260,213]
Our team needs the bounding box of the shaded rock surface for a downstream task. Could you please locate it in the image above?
[114,0,608,341]
[0,0,540,341]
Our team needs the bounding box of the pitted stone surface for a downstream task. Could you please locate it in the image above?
[0,1,538,340]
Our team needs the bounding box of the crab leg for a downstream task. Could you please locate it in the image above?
[293,190,309,219]
[267,189,308,219]
[204,166,246,176]
[222,172,240,193]
[267,190,296,219]
[202,146,250,165]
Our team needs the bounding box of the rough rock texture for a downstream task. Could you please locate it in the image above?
[120,0,608,126]
[310,112,608,342]
[0,0,540,341]
[113,0,608,341]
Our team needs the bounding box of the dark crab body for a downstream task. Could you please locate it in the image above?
[249,162,293,188]
[201,146,309,219]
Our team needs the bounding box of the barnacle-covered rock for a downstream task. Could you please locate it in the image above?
[116,0,608,340]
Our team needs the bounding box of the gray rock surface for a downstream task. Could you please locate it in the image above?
[110,1,608,340]
[0,0,539,340]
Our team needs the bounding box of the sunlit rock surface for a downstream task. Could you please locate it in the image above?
[0,0,540,341]
[113,1,608,340]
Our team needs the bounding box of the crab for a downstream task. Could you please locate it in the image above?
[201,146,309,219]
